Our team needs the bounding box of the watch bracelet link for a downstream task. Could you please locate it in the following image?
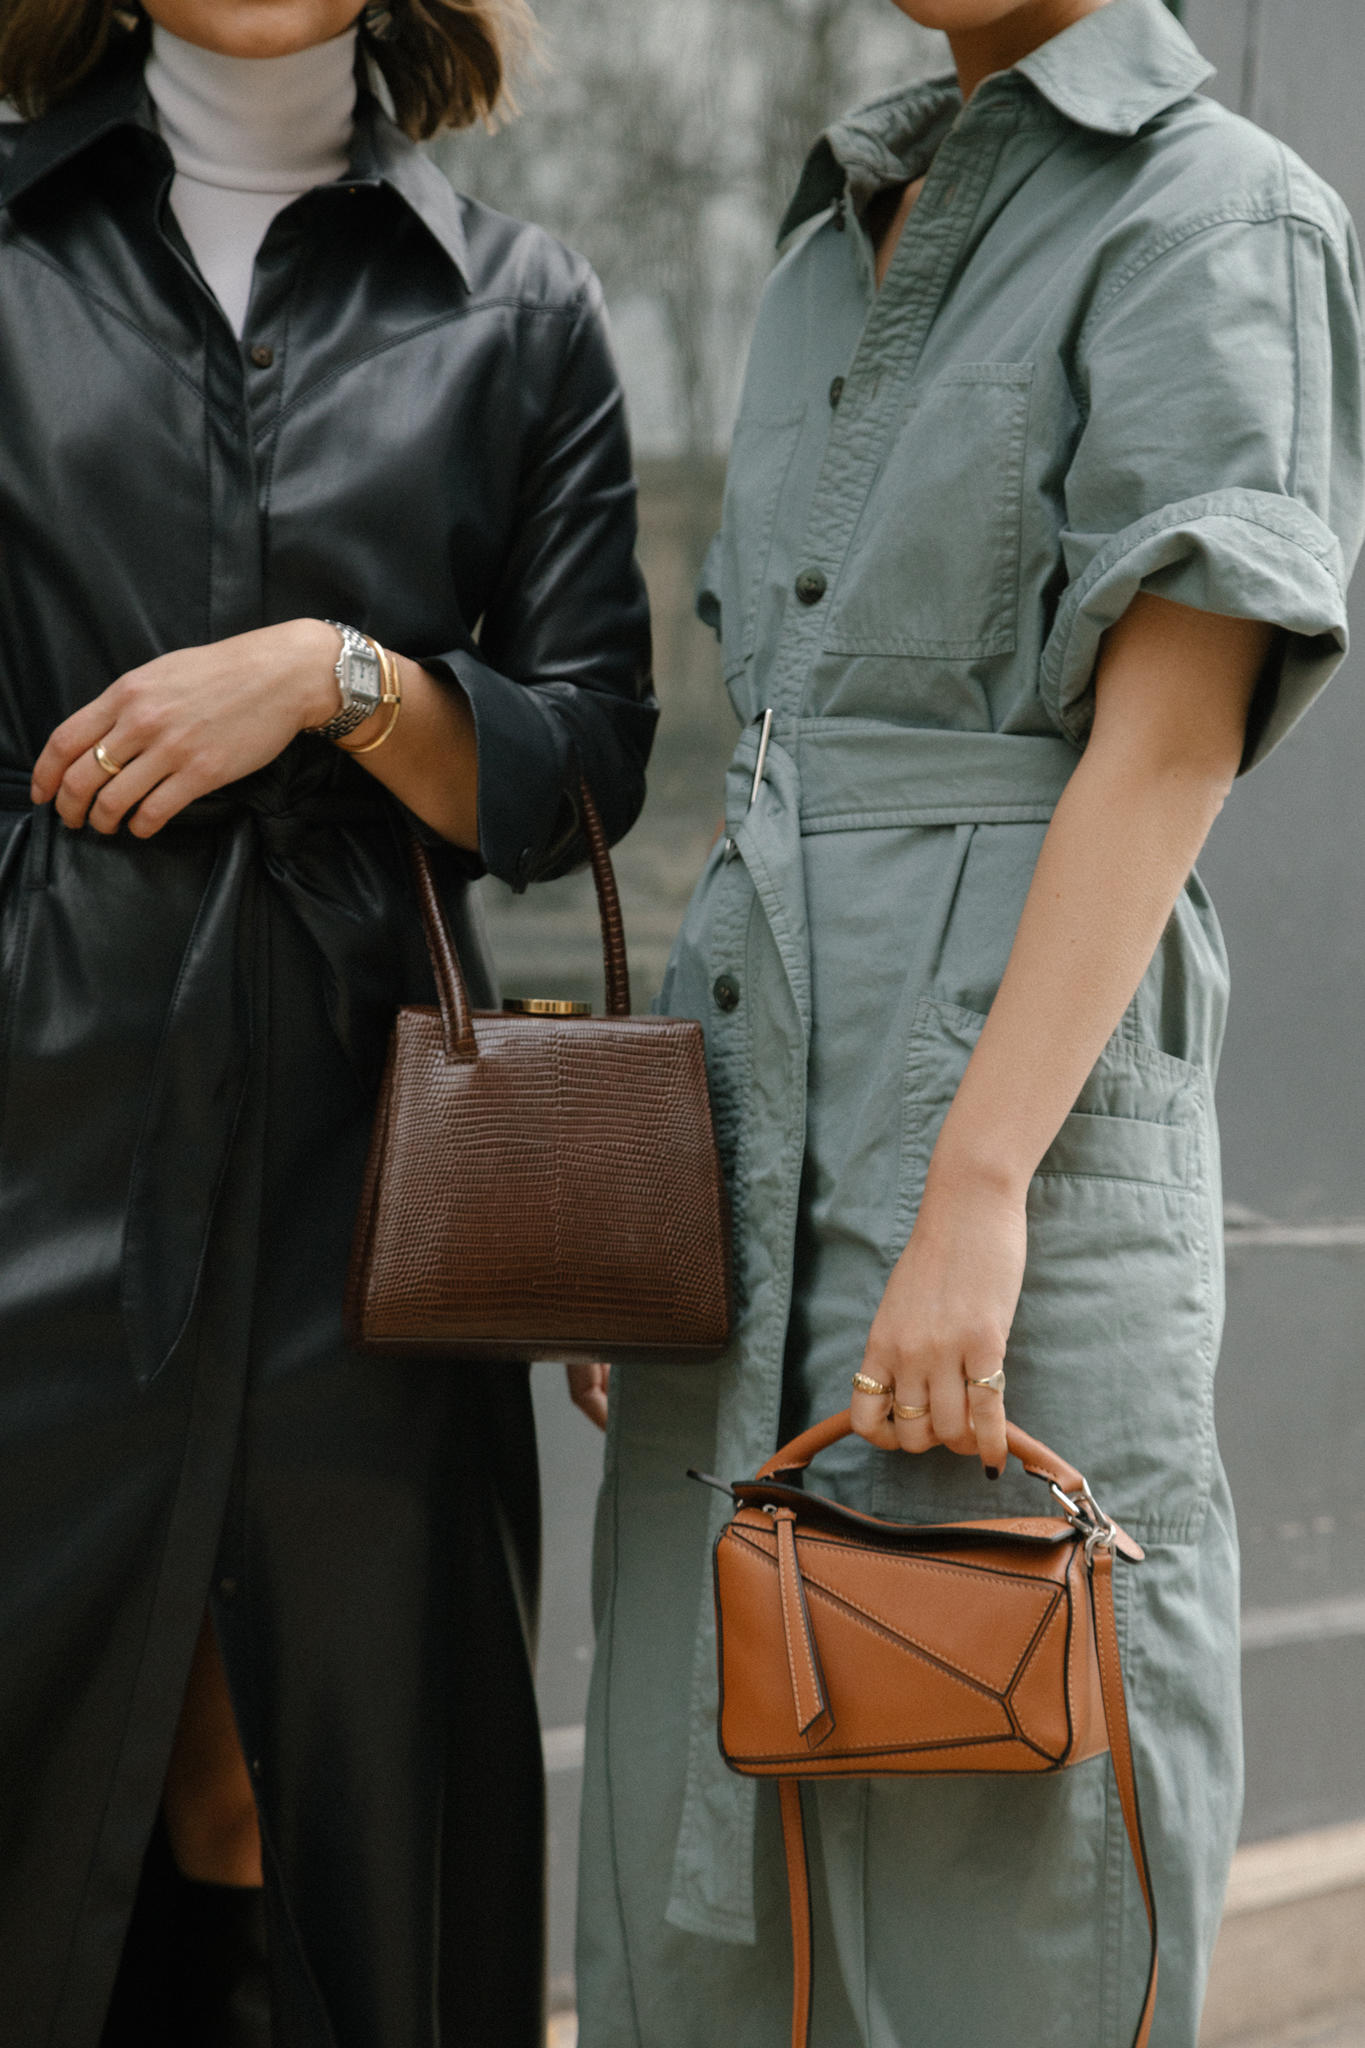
[309,621,383,741]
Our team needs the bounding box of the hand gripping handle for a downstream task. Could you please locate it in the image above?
[754,1410,1143,1561]
[756,1408,1086,1493]
[409,775,631,1061]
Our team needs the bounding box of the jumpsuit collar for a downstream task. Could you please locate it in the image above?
[1011,0,1214,136]
[779,0,1214,241]
[0,36,472,287]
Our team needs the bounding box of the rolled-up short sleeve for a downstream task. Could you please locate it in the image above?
[1041,209,1365,769]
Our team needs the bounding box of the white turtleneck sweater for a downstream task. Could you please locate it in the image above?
[145,23,358,338]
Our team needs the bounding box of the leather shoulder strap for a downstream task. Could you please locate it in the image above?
[1091,1546,1159,2047]
[779,1781,814,2048]
[775,1546,1158,2048]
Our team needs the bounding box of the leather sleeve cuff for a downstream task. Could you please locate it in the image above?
[421,645,572,890]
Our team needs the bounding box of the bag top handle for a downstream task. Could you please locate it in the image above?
[409,776,631,1062]
[577,776,632,1019]
[756,1409,1144,1561]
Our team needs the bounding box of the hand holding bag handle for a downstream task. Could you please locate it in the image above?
[719,1413,1158,2048]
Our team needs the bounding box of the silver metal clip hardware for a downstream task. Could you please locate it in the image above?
[1047,1472,1118,1558]
[724,708,774,862]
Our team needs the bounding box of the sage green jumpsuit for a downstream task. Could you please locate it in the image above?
[578,3,1365,2043]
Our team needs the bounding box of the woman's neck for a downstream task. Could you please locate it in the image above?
[145,21,358,194]
[949,0,1115,104]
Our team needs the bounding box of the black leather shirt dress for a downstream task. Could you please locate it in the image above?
[0,43,653,2048]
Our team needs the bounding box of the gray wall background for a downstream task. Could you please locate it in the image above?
[1178,0,1365,1845]
[442,0,1365,2002]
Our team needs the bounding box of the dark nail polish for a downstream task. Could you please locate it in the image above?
[985,1465,1000,1482]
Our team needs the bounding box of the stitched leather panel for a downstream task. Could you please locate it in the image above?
[716,1508,1093,1773]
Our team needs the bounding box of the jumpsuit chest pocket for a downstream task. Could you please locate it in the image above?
[824,362,1034,661]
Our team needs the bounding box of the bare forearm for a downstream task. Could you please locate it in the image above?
[851,594,1271,1471]
[333,653,479,850]
[931,595,1270,1202]
[282,622,478,847]
[930,747,1228,1198]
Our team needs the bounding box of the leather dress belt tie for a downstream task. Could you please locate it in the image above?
[0,763,407,1387]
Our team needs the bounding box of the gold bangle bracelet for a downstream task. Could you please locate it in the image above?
[338,640,402,755]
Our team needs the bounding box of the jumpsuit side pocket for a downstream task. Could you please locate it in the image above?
[889,996,1220,1543]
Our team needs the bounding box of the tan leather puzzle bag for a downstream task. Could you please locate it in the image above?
[705,1410,1157,2048]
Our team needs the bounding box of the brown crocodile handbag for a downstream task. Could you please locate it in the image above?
[704,1411,1158,2048]
[345,781,731,1363]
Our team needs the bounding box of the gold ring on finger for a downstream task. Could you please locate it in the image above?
[893,1402,930,1421]
[851,1372,893,1399]
[966,1368,1006,1394]
[93,740,125,777]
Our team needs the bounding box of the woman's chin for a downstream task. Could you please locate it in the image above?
[140,0,361,62]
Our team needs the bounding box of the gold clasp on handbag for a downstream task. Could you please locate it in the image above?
[501,997,592,1016]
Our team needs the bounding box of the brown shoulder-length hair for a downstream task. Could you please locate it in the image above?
[0,0,535,137]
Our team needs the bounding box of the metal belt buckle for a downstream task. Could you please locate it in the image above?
[723,708,774,862]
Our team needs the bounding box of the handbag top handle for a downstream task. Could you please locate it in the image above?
[754,1410,1145,1562]
[408,777,631,1062]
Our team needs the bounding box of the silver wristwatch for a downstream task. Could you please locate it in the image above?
[310,622,382,741]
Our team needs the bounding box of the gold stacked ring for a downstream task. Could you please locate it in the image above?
[94,740,125,777]
[893,1402,930,1421]
[966,1369,1007,1394]
[851,1372,893,1399]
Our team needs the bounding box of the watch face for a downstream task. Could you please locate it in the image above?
[341,643,380,708]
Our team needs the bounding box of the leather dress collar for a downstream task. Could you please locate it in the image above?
[0,39,471,286]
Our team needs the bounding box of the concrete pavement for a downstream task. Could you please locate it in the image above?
[548,2010,1365,2047]
[549,2006,1365,2047]
[1223,2010,1365,2048]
